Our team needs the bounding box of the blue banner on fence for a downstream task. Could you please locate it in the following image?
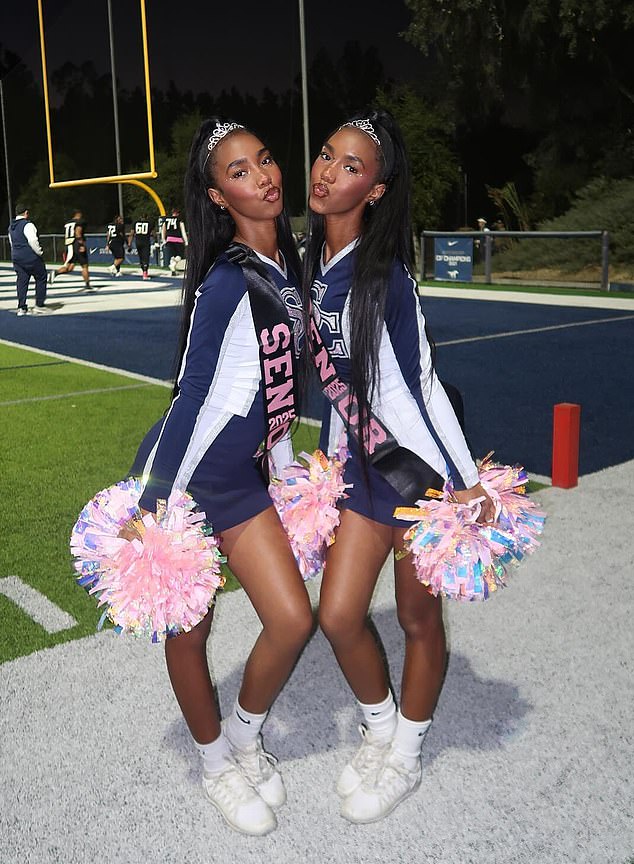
[84,235,138,265]
[434,237,473,282]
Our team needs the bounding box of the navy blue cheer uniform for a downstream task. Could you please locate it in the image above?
[313,240,479,526]
[133,251,302,533]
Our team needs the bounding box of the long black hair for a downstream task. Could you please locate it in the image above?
[302,107,417,456]
[172,117,301,396]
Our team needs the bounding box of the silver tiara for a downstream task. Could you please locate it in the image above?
[207,122,244,152]
[339,119,381,148]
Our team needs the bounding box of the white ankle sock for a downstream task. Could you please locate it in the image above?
[358,692,397,742]
[392,710,432,770]
[195,732,232,776]
[224,698,268,750]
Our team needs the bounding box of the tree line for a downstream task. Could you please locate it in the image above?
[2,3,633,248]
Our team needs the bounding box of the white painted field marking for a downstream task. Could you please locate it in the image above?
[0,338,171,387]
[437,314,634,347]
[0,576,77,633]
[0,382,153,407]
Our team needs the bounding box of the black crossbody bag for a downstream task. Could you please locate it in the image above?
[308,311,468,506]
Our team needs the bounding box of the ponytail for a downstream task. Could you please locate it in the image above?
[171,118,301,398]
[303,107,421,462]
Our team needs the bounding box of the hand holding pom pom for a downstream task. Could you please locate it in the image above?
[70,478,225,641]
[269,445,350,580]
[394,455,545,601]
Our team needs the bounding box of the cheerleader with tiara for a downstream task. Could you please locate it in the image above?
[127,118,311,836]
[303,109,496,823]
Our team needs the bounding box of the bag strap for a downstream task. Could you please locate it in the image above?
[309,311,449,505]
[225,243,299,454]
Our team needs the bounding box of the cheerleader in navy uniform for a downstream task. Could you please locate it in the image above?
[303,109,495,823]
[130,118,311,836]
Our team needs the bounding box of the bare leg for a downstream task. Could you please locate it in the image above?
[164,607,219,743]
[81,264,90,286]
[318,509,392,704]
[221,506,314,713]
[393,529,446,721]
[163,507,310,741]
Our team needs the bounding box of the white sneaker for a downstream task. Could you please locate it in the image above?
[340,747,422,824]
[225,732,286,809]
[336,724,393,798]
[202,762,276,836]
[115,270,122,278]
[16,307,28,316]
[33,304,53,315]
[108,264,116,276]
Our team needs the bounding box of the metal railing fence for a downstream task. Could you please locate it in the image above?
[421,230,610,290]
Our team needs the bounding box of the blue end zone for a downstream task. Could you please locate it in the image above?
[1,297,632,478]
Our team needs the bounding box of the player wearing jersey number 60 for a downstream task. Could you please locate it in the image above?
[303,109,495,824]
[128,118,310,836]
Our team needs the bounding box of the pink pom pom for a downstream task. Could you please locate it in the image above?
[269,446,350,580]
[70,478,225,640]
[395,455,545,601]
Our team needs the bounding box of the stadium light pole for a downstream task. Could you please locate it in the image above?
[298,0,311,206]
[107,0,125,219]
[0,79,13,223]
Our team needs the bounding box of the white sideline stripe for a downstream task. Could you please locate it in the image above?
[0,576,77,634]
[420,284,634,311]
[0,338,172,387]
[437,314,634,346]
[0,382,153,406]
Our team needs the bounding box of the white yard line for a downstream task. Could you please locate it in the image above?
[0,382,154,406]
[436,313,634,346]
[0,338,171,387]
[0,576,77,634]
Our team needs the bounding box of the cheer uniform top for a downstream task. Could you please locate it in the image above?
[313,240,479,526]
[134,250,301,532]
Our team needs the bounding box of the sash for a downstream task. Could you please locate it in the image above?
[309,313,465,505]
[225,243,299,459]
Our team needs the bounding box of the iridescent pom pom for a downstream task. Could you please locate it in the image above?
[70,478,225,640]
[269,446,350,580]
[394,454,546,601]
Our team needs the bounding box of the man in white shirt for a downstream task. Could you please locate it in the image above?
[8,204,51,315]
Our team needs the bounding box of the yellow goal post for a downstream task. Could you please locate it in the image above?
[37,0,165,215]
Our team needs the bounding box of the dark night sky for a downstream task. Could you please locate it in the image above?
[2,0,424,96]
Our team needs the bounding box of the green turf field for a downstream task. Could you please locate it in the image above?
[0,342,319,665]
[0,341,544,666]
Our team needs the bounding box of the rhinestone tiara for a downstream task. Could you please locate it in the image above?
[339,119,381,148]
[207,122,244,152]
